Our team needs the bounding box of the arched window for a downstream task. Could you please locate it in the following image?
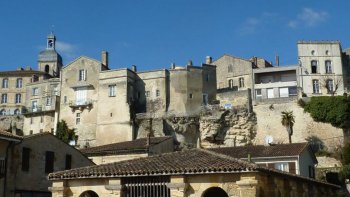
[0,109,6,116]
[325,60,332,74]
[45,65,50,73]
[2,78,8,88]
[311,60,317,74]
[202,187,228,197]
[14,109,20,115]
[79,190,99,197]
[228,79,234,88]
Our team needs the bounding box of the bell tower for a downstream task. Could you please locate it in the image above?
[38,32,63,77]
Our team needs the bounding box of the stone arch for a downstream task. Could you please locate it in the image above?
[79,190,99,197]
[202,187,228,197]
[45,65,50,73]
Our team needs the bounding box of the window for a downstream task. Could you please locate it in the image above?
[288,87,298,96]
[76,113,81,125]
[46,97,51,106]
[15,94,21,104]
[228,79,234,88]
[255,89,262,98]
[79,69,86,81]
[0,109,5,116]
[274,162,289,172]
[2,78,8,88]
[64,96,67,104]
[239,77,244,88]
[40,116,43,123]
[32,87,39,96]
[108,85,116,97]
[309,165,315,178]
[326,79,334,94]
[228,64,233,73]
[325,60,332,74]
[312,79,320,94]
[145,91,150,97]
[75,88,87,105]
[31,101,38,112]
[156,90,160,97]
[45,151,54,173]
[45,65,50,73]
[22,147,30,171]
[325,50,329,55]
[311,50,315,55]
[16,78,22,88]
[30,117,33,124]
[311,60,317,74]
[14,109,20,115]
[189,93,193,99]
[203,94,208,106]
[206,74,210,82]
[1,94,7,104]
[65,154,72,170]
[32,75,39,82]
[29,130,33,135]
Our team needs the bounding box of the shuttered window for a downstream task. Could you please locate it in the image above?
[22,147,30,171]
[45,151,54,173]
[65,154,72,170]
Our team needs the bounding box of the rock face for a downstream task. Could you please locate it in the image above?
[0,115,24,135]
[135,108,257,149]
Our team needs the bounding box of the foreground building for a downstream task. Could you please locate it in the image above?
[48,148,339,197]
[3,132,93,197]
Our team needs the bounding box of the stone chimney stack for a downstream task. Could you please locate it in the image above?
[205,56,212,64]
[170,63,175,69]
[131,65,137,72]
[102,50,109,67]
[252,56,258,66]
[187,60,193,66]
[275,54,279,66]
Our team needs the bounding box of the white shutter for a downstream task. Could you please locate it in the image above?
[76,88,87,105]
[267,89,274,98]
[279,88,289,98]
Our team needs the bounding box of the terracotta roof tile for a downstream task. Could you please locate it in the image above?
[80,137,172,156]
[210,143,310,159]
[48,148,257,180]
[0,130,23,141]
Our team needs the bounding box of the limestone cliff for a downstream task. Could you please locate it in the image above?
[0,115,24,135]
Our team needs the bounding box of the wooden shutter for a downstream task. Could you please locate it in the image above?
[45,151,54,173]
[289,162,296,174]
[267,163,274,169]
[21,147,30,171]
[65,154,72,170]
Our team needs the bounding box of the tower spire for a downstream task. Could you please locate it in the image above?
[47,32,56,50]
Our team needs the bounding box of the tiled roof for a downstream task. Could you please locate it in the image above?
[48,148,339,188]
[0,70,48,76]
[80,137,172,156]
[210,143,312,159]
[0,130,23,141]
[48,148,257,180]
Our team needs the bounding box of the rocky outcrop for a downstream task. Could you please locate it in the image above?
[135,107,257,149]
[0,115,24,135]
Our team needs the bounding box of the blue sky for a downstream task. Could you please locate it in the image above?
[0,0,349,71]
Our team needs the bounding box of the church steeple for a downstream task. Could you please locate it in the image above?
[47,32,56,50]
[38,33,62,77]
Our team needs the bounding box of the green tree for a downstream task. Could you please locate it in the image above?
[281,110,295,144]
[56,120,75,144]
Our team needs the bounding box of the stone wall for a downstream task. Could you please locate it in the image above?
[217,89,252,110]
[253,101,344,150]
[0,115,24,135]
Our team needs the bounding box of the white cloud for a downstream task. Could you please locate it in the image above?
[288,8,329,28]
[55,41,78,58]
[238,17,261,35]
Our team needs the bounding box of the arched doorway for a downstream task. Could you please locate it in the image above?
[45,65,50,73]
[79,190,99,197]
[202,187,228,197]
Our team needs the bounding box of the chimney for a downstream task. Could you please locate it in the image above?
[187,60,193,66]
[205,56,212,64]
[131,65,137,72]
[252,56,258,66]
[170,63,175,69]
[275,54,279,66]
[25,66,32,71]
[101,50,109,67]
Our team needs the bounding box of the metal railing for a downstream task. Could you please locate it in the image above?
[68,99,93,108]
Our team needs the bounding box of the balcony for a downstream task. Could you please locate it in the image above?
[254,81,297,89]
[69,99,93,111]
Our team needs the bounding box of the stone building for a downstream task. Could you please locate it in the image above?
[2,132,94,197]
[48,148,339,197]
[298,41,347,96]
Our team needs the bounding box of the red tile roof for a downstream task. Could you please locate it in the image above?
[0,131,23,141]
[80,137,172,156]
